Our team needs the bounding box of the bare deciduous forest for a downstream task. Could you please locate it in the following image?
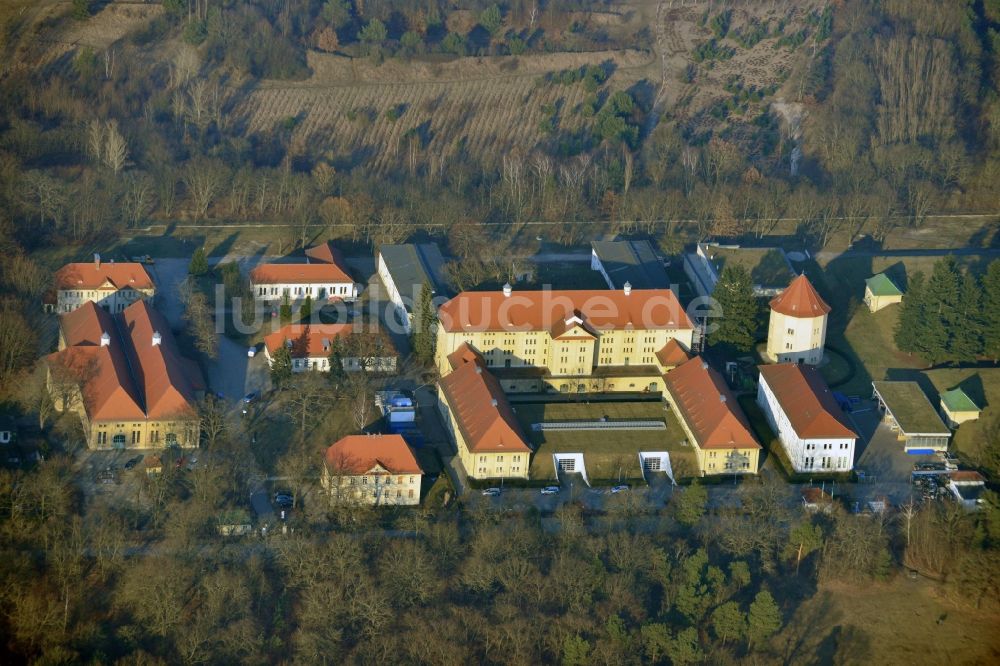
[1,0,1000,662]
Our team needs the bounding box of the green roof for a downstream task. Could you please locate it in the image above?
[865,273,903,297]
[941,387,980,413]
[872,381,951,435]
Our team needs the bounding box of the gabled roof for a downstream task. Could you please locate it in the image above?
[865,273,903,297]
[324,434,423,475]
[304,241,347,266]
[47,300,199,423]
[664,357,760,451]
[447,342,486,370]
[250,262,353,285]
[55,261,154,291]
[438,362,531,453]
[769,274,830,318]
[591,240,669,289]
[940,387,980,413]
[263,323,353,358]
[759,364,856,440]
[655,338,691,368]
[438,289,693,334]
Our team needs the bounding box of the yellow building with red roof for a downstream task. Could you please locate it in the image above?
[321,434,423,505]
[250,241,358,306]
[53,255,155,314]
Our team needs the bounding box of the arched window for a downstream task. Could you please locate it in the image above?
[112,434,126,448]
[165,433,178,446]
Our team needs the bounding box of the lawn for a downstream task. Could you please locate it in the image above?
[914,368,1000,464]
[512,400,697,480]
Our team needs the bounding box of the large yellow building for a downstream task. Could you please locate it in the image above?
[52,256,155,314]
[46,300,203,450]
[435,285,695,394]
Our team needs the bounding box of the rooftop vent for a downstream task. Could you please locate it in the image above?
[152,331,162,347]
[94,253,101,268]
[719,394,727,403]
[623,281,632,295]
[702,361,709,370]
[502,282,512,298]
[475,366,483,374]
[100,331,110,347]
[490,398,498,407]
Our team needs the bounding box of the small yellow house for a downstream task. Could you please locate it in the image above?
[864,273,903,312]
[940,387,981,427]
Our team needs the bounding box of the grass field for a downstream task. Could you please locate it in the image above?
[907,368,1000,463]
[512,400,696,480]
[774,578,1000,664]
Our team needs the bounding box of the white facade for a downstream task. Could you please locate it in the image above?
[252,281,357,304]
[57,285,153,314]
[376,253,412,333]
[263,347,396,373]
[590,249,615,289]
[766,310,827,365]
[756,377,855,472]
[321,463,421,506]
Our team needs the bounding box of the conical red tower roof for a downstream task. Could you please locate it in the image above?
[769,274,830,318]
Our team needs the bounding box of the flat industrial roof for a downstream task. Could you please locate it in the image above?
[702,244,795,289]
[872,381,951,435]
[591,240,669,289]
[378,243,449,309]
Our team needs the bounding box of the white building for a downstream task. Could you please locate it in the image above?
[263,323,396,373]
[376,243,448,334]
[250,242,358,305]
[52,255,155,314]
[321,434,423,506]
[765,274,830,365]
[757,363,857,473]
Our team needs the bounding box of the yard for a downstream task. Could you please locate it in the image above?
[512,399,697,480]
[916,368,1000,464]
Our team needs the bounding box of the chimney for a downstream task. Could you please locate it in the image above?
[100,331,110,347]
[94,253,101,269]
[152,331,162,347]
[719,394,727,403]
[475,366,483,374]
[623,281,632,296]
[702,361,709,370]
[490,399,498,407]
[502,282,512,298]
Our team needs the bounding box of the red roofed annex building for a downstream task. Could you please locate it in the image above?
[250,241,358,306]
[437,348,532,480]
[46,300,203,450]
[53,255,155,314]
[263,323,397,373]
[756,363,857,473]
[321,434,423,505]
[434,284,695,394]
[765,274,830,365]
[663,356,761,476]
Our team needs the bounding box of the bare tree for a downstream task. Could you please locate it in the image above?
[103,120,128,173]
[184,159,227,219]
[120,171,154,227]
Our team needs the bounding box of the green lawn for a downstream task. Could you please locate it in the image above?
[915,368,1000,465]
[512,400,697,480]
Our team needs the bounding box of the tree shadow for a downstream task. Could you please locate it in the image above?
[813,624,873,665]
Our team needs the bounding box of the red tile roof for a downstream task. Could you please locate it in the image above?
[263,323,352,358]
[664,357,760,451]
[55,262,153,290]
[447,342,486,370]
[949,470,986,484]
[655,338,691,368]
[324,434,423,475]
[769,274,830,318]
[438,288,693,334]
[250,262,353,285]
[758,364,856,439]
[801,487,833,504]
[438,362,531,453]
[46,301,200,422]
[304,241,347,266]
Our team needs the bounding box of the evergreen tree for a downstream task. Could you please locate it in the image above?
[709,264,758,352]
[279,294,292,322]
[411,283,437,366]
[747,590,782,649]
[674,480,707,527]
[299,294,313,321]
[982,260,1000,361]
[950,272,983,363]
[561,634,590,666]
[327,335,346,384]
[270,342,293,388]
[667,627,703,666]
[921,257,961,364]
[189,247,209,276]
[894,271,927,355]
[711,601,746,644]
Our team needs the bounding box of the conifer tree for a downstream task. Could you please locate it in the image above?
[709,264,758,352]
[921,257,961,364]
[950,272,983,363]
[894,271,926,355]
[747,590,782,649]
[982,260,1000,362]
[270,342,293,388]
[188,247,209,276]
[327,335,346,384]
[299,294,313,321]
[411,283,437,366]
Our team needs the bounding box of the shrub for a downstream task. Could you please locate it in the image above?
[442,32,465,56]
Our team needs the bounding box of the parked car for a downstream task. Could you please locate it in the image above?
[540,486,560,495]
[481,488,502,497]
[611,484,631,494]
[247,346,257,358]
[243,392,258,404]
[124,455,144,470]
[274,491,294,508]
